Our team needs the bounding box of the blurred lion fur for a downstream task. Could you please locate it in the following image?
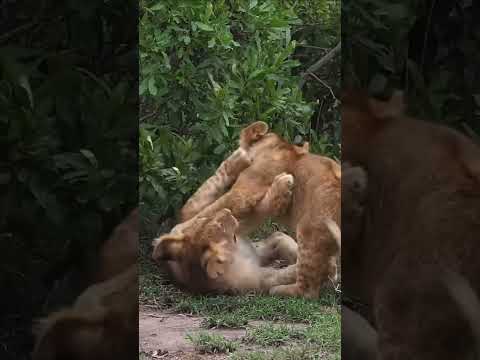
[32,209,138,360]
[341,89,480,359]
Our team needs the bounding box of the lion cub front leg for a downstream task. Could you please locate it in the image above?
[180,148,252,221]
[235,172,294,234]
[183,172,294,234]
[254,173,294,218]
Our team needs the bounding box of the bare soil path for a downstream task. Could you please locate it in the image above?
[139,308,246,359]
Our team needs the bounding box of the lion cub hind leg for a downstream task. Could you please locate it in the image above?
[259,264,298,291]
[270,218,339,299]
[254,231,298,266]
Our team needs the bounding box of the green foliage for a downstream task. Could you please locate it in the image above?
[140,0,340,219]
[2,60,136,233]
[1,2,137,358]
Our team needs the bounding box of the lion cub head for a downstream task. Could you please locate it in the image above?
[240,121,309,158]
[152,208,239,280]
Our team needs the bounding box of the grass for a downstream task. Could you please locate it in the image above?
[187,332,239,354]
[244,324,305,346]
[244,324,307,346]
[174,293,339,326]
[229,347,329,360]
[140,218,340,359]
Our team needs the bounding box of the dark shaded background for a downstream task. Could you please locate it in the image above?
[0,1,138,358]
[341,0,480,356]
[342,0,479,137]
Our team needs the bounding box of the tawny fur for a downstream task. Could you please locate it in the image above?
[180,148,253,222]
[153,140,301,294]
[152,147,299,294]
[32,210,139,360]
[343,271,480,360]
[95,208,138,283]
[341,90,480,360]
[244,125,341,298]
[164,222,299,295]
[154,122,342,298]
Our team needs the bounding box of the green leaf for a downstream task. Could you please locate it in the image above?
[213,143,226,155]
[148,77,158,96]
[150,2,165,11]
[18,75,33,108]
[80,149,98,168]
[195,22,214,32]
[139,79,148,95]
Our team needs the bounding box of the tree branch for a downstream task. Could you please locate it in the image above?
[299,41,340,89]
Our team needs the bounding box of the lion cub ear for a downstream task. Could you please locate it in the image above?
[239,121,269,149]
[152,234,186,261]
[203,244,230,280]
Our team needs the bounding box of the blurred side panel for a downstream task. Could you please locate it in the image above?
[0,1,139,359]
[342,0,480,359]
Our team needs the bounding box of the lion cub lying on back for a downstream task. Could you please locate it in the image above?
[154,122,343,298]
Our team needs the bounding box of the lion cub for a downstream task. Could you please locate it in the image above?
[157,207,299,294]
[155,122,341,298]
[153,147,299,294]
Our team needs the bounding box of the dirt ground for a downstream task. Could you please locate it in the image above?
[138,306,317,360]
[139,307,245,359]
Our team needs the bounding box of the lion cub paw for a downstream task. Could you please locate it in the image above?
[273,172,294,191]
[269,283,303,298]
[271,283,319,299]
[269,173,294,214]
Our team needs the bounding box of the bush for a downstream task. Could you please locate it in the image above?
[140,0,341,220]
